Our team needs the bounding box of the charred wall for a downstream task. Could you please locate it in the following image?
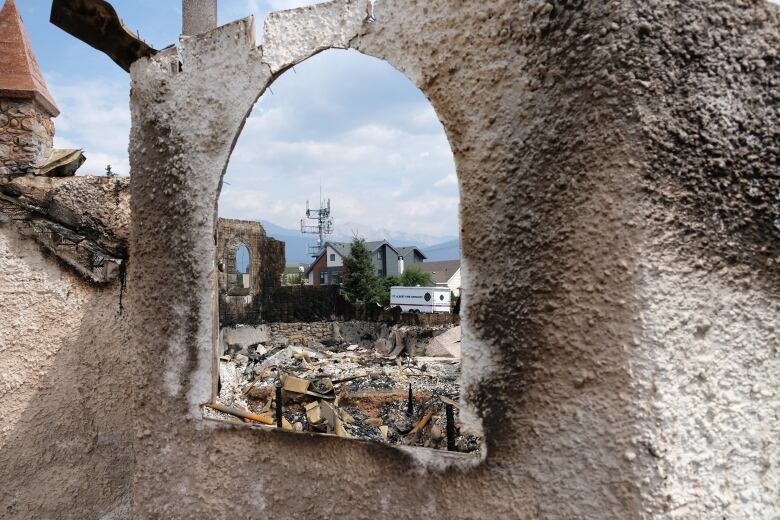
[0,0,775,518]
[260,284,459,325]
[216,218,285,325]
[124,1,778,517]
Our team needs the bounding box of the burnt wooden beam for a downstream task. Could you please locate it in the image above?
[50,0,158,72]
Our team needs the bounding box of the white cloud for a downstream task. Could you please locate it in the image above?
[222,106,460,236]
[48,77,131,176]
[434,174,458,188]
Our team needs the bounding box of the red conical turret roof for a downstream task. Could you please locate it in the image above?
[0,0,59,116]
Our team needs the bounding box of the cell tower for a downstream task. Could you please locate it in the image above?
[300,194,334,258]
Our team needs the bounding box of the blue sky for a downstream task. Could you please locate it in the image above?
[16,0,460,241]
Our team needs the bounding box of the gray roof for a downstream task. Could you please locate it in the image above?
[305,240,400,276]
[324,240,399,258]
[417,260,460,284]
[365,241,399,255]
[396,246,427,260]
[326,241,353,258]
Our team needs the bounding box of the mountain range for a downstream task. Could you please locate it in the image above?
[259,220,460,264]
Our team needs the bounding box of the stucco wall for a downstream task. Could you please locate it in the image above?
[0,225,132,518]
[121,0,779,517]
[0,0,776,518]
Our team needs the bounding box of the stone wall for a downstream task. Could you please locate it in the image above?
[217,218,285,325]
[268,321,337,343]
[0,99,54,176]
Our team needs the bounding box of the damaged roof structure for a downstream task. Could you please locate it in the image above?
[0,0,778,518]
[0,0,85,178]
[0,0,120,284]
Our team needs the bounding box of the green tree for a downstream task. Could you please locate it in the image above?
[375,275,400,306]
[341,238,380,303]
[399,267,433,287]
[105,164,116,177]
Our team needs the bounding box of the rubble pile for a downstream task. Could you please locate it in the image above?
[207,323,481,454]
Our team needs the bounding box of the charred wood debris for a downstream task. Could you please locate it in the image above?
[205,323,481,454]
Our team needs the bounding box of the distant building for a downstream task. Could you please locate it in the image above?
[304,241,427,286]
[396,246,427,269]
[418,260,461,296]
[282,263,307,285]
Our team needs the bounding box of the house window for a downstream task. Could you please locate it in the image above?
[330,253,336,261]
[319,271,327,284]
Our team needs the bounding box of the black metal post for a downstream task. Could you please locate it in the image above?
[445,404,456,451]
[275,381,283,428]
[406,383,414,416]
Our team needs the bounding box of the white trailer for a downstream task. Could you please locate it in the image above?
[390,286,451,313]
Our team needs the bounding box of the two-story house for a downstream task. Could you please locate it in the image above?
[305,241,427,286]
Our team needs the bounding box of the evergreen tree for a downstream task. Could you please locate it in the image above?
[341,238,380,303]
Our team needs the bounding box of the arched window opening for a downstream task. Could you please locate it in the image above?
[226,241,253,298]
[235,244,251,290]
[212,49,480,456]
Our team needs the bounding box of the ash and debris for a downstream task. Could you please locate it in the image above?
[210,323,481,454]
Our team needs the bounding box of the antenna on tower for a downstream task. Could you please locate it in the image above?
[301,192,334,258]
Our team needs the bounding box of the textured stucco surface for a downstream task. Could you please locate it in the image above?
[182,0,218,36]
[635,251,779,518]
[0,225,131,519]
[0,0,777,518]
[121,0,779,517]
